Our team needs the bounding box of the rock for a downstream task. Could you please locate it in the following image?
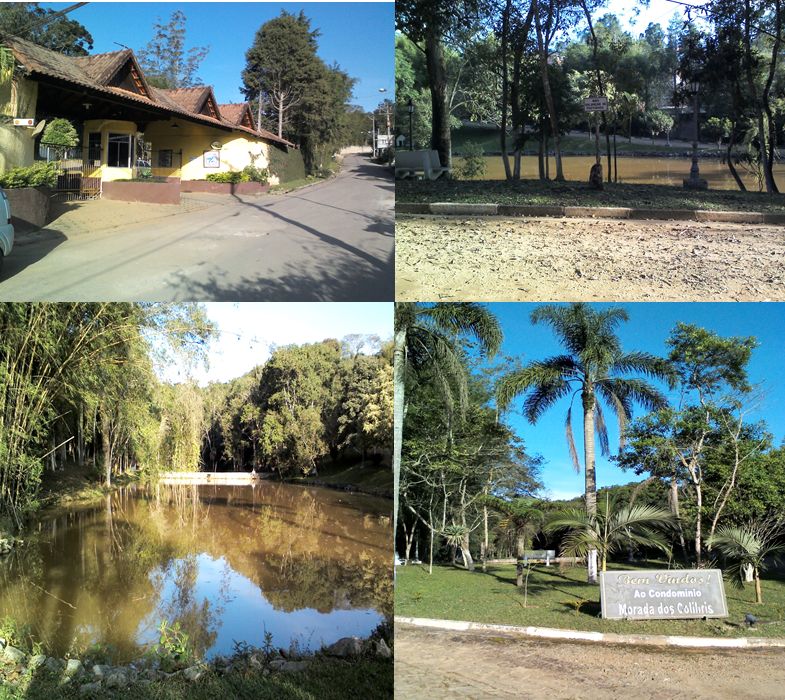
[269,658,309,673]
[44,657,64,673]
[105,669,128,689]
[2,646,26,664]
[91,664,109,679]
[183,666,204,682]
[372,639,392,659]
[324,637,363,658]
[79,681,102,696]
[28,654,47,671]
[64,658,84,678]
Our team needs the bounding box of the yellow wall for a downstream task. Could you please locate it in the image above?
[82,119,137,182]
[144,118,270,181]
[0,76,38,173]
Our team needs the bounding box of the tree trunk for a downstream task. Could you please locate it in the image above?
[534,0,564,181]
[500,0,512,181]
[101,409,112,488]
[425,32,450,169]
[460,531,474,571]
[694,482,702,565]
[582,388,598,583]
[726,126,746,192]
[516,533,526,587]
[755,568,762,604]
[482,505,489,573]
[669,475,688,563]
[393,326,406,562]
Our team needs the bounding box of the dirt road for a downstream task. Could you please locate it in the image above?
[395,215,785,301]
[395,623,785,699]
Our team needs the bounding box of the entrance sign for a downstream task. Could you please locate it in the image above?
[599,569,728,620]
[583,97,608,112]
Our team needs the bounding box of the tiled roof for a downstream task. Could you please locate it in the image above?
[218,103,291,145]
[2,35,294,147]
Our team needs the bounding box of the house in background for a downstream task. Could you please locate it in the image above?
[0,35,293,192]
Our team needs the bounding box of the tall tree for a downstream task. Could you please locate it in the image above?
[137,11,209,89]
[0,2,93,55]
[393,302,503,560]
[496,303,672,583]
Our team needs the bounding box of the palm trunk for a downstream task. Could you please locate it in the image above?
[582,388,598,583]
[393,327,406,563]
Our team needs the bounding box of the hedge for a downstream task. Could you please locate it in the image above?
[0,162,59,189]
[268,146,306,184]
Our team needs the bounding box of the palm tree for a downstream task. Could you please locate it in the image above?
[481,495,545,587]
[708,519,785,604]
[545,497,676,572]
[496,303,673,583]
[394,303,503,559]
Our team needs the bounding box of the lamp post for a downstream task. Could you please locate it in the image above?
[407,98,414,151]
[683,78,708,190]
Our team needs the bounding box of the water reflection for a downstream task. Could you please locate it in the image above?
[465,155,785,190]
[0,483,392,661]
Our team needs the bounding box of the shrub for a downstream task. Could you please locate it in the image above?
[455,141,486,179]
[205,171,247,184]
[0,161,59,189]
[242,165,268,183]
[268,146,306,183]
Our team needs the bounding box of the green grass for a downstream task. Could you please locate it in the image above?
[0,657,392,700]
[396,178,785,213]
[288,462,392,499]
[396,562,785,638]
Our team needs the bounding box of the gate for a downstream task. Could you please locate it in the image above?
[44,147,102,201]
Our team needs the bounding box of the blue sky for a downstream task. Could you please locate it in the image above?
[161,302,392,385]
[41,2,394,110]
[482,303,785,501]
[600,0,707,35]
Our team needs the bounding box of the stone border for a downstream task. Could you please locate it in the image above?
[395,616,785,649]
[396,202,785,225]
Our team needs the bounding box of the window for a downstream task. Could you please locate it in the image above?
[107,133,132,168]
[158,149,173,168]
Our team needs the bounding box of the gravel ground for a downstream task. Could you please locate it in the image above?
[395,623,785,699]
[395,215,785,301]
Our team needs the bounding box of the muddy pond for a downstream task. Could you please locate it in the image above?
[460,155,785,190]
[0,482,392,662]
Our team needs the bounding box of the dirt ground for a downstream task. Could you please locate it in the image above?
[395,623,785,699]
[395,215,785,301]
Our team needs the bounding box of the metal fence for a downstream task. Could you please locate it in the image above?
[42,146,183,200]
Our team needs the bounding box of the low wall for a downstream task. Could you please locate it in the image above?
[102,180,181,204]
[180,181,270,195]
[5,186,50,229]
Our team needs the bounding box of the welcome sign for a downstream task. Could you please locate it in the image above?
[599,569,729,620]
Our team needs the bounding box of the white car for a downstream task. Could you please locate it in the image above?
[0,189,13,275]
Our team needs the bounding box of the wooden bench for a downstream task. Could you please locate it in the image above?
[522,549,556,566]
[395,149,451,180]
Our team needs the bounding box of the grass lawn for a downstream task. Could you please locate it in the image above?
[287,462,392,499]
[396,178,785,213]
[2,657,392,700]
[396,562,785,638]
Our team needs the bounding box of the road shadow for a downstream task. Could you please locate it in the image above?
[169,247,394,301]
[0,226,67,287]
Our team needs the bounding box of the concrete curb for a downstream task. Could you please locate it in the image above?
[396,202,785,225]
[395,616,785,649]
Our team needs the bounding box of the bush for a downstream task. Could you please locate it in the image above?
[205,171,247,184]
[268,146,306,183]
[0,161,59,189]
[41,118,78,153]
[455,141,486,179]
[242,164,268,183]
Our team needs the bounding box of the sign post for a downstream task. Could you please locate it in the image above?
[599,569,729,620]
[583,96,608,168]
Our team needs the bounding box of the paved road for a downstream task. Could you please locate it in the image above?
[0,155,394,301]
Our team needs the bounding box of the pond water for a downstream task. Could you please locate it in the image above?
[0,482,392,662]
[464,155,785,191]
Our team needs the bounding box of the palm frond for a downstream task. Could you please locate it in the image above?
[594,399,610,457]
[565,402,580,472]
[422,303,503,358]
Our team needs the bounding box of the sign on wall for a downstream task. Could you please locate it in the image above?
[13,118,35,126]
[203,150,221,168]
[599,569,728,620]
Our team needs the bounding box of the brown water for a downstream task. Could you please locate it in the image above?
[467,155,785,191]
[0,483,392,661]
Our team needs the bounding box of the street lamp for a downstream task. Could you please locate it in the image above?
[407,98,414,151]
[683,78,708,190]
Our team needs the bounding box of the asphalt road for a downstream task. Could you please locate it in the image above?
[0,155,394,301]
